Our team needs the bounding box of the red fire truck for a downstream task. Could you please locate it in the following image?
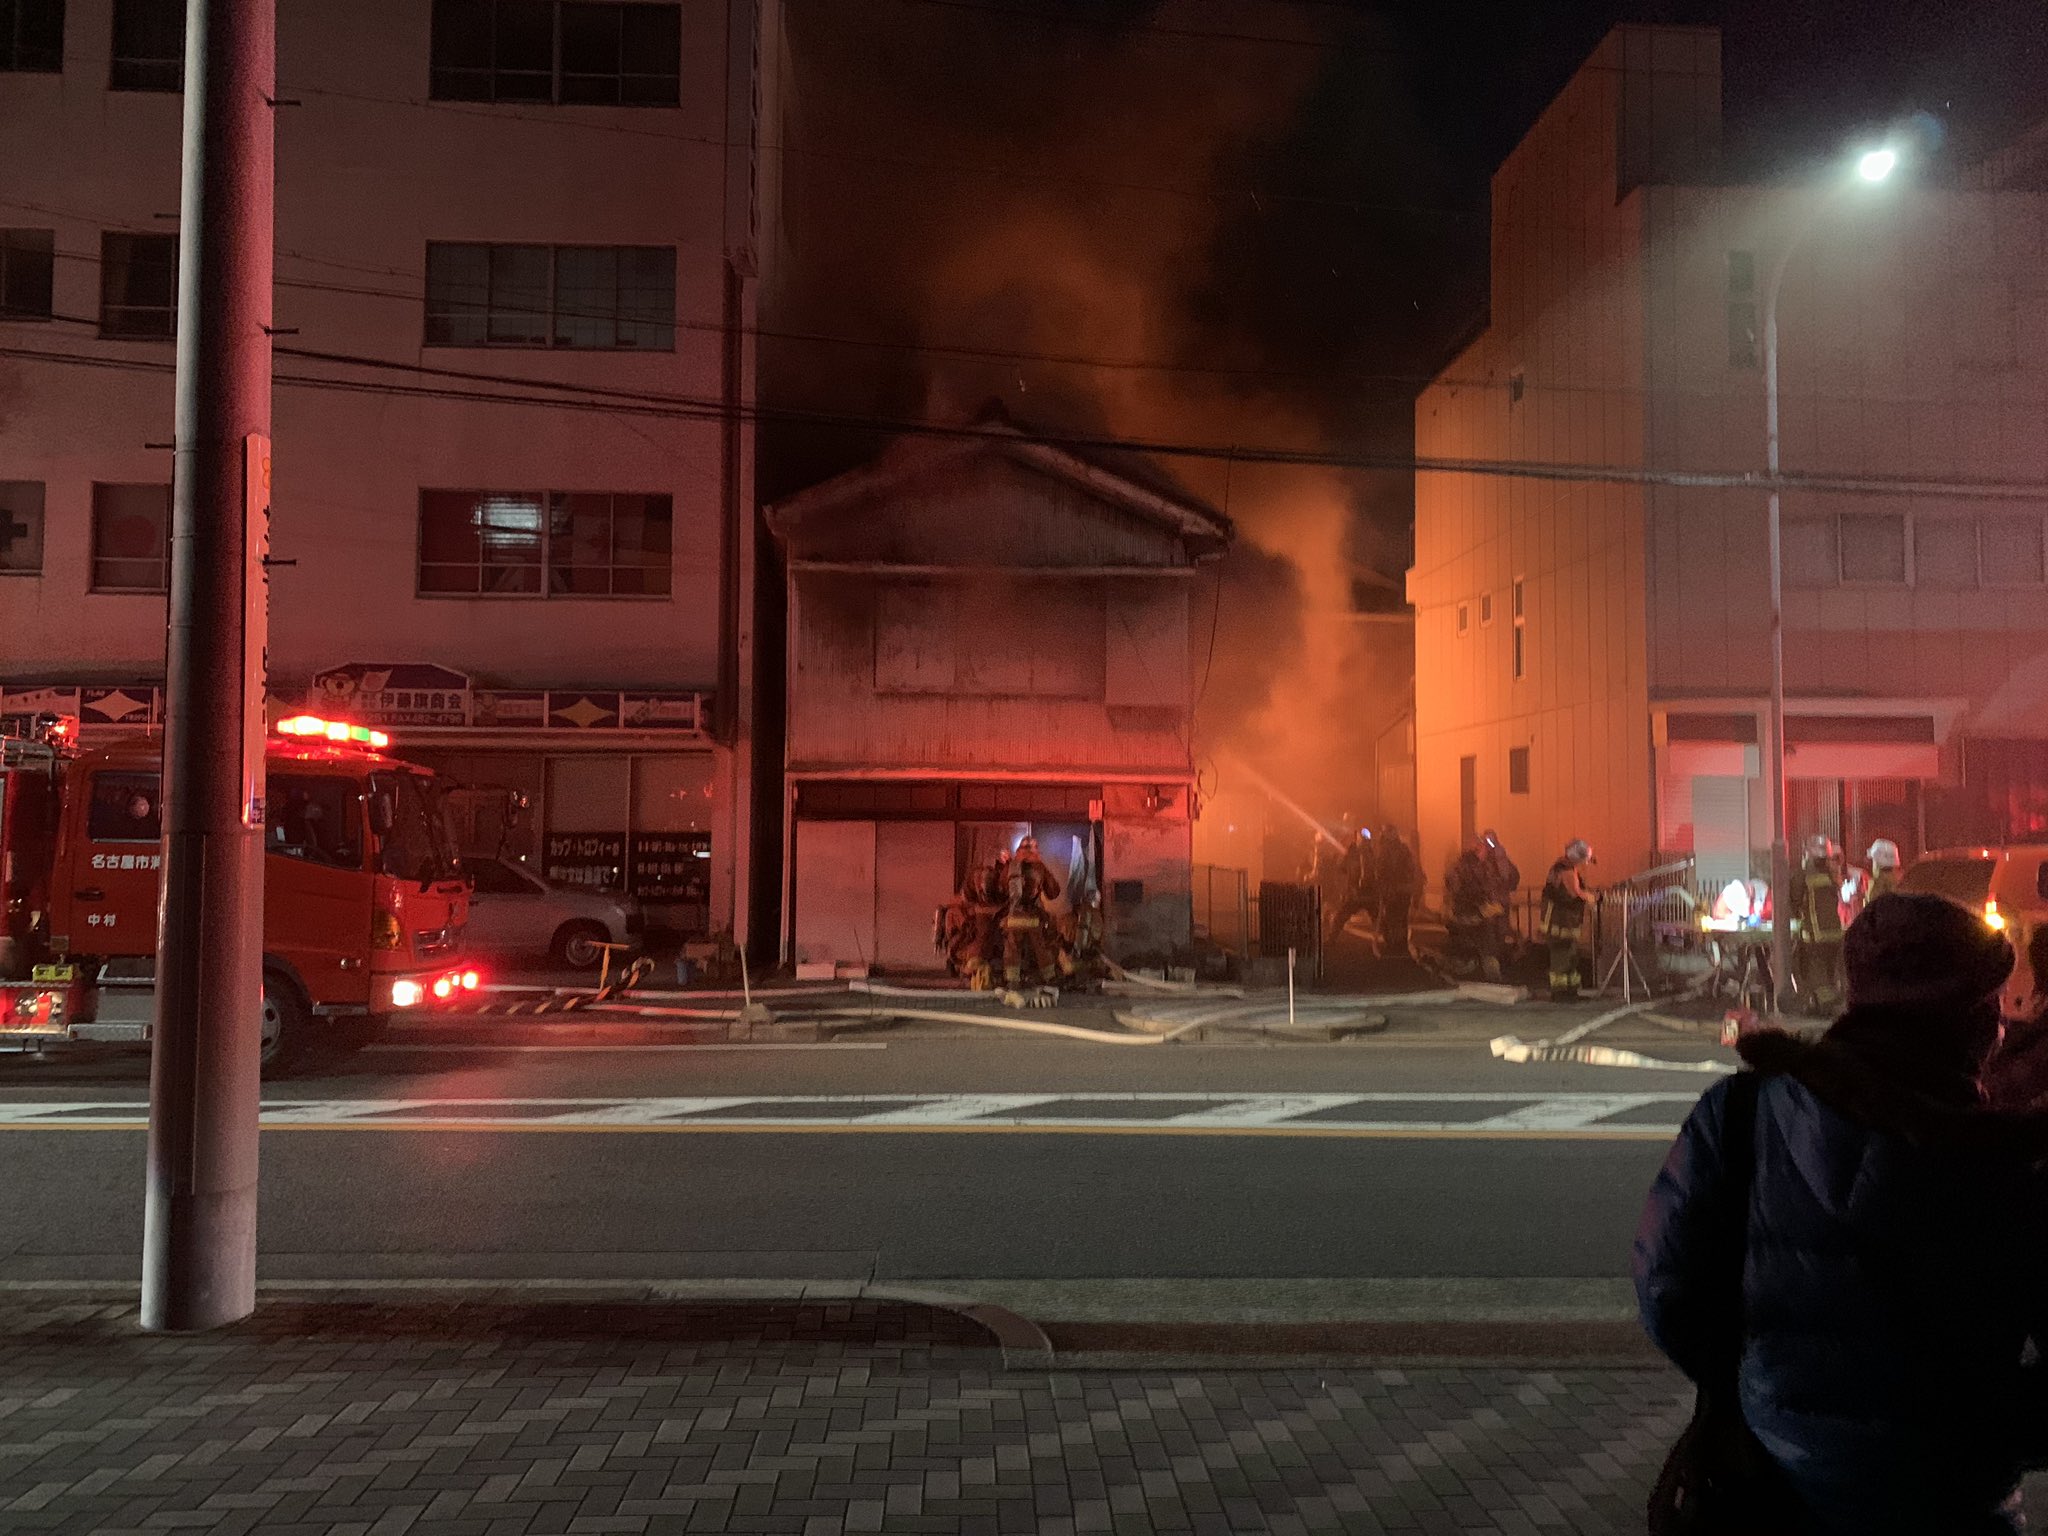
[0,712,476,1070]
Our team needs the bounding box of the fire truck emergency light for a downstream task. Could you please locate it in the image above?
[275,715,390,750]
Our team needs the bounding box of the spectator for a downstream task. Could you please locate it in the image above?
[1636,892,2048,1535]
[1988,924,2048,1110]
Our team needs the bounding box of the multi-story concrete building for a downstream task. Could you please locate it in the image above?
[1410,24,2048,894]
[0,0,781,944]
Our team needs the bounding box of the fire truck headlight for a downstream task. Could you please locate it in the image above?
[391,980,423,1009]
[460,970,480,991]
[431,976,453,1000]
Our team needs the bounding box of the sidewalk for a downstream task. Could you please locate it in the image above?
[0,1296,1696,1535]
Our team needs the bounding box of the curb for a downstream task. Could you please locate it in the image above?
[0,1277,1055,1369]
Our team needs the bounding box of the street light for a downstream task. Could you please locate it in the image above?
[1764,143,1900,1016]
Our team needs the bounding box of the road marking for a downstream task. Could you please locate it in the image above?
[0,1091,1698,1138]
[1471,1094,1671,1131]
[851,1094,1067,1123]
[1164,1094,1368,1125]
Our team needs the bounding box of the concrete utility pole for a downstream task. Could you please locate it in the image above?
[142,0,275,1333]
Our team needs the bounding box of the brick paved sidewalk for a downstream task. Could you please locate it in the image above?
[0,1297,1699,1535]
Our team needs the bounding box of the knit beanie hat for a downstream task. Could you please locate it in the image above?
[1844,891,2014,1008]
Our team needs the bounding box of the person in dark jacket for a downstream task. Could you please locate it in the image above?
[1988,922,2048,1111]
[1635,892,2048,1535]
[1374,825,1422,959]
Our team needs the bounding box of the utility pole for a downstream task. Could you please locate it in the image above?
[142,0,275,1333]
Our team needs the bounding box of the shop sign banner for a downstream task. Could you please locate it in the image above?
[627,832,711,900]
[312,663,472,726]
[545,831,626,891]
[472,690,548,727]
[622,693,703,731]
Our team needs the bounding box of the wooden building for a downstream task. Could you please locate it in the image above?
[766,414,1231,971]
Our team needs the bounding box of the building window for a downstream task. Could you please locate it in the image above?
[1982,514,2047,586]
[418,489,672,597]
[1913,516,1979,589]
[1511,577,1525,680]
[1727,250,1757,369]
[1508,746,1530,795]
[1479,592,1494,625]
[0,481,45,574]
[109,0,182,90]
[430,0,681,106]
[99,231,177,339]
[1838,512,1908,585]
[91,482,171,592]
[424,242,675,350]
[0,0,63,72]
[1782,517,1839,586]
[0,228,54,318]
[1455,602,1469,637]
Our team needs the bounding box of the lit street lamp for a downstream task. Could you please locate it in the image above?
[1765,143,1898,1016]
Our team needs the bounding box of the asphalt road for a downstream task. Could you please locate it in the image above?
[0,1035,1708,1289]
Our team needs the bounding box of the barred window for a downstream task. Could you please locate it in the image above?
[418,489,672,598]
[430,0,679,106]
[0,0,64,72]
[0,228,54,318]
[91,483,171,592]
[110,0,182,90]
[100,231,177,339]
[424,242,674,350]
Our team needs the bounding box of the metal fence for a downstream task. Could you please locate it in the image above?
[1192,863,1253,959]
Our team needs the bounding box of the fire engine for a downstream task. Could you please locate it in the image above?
[0,711,477,1071]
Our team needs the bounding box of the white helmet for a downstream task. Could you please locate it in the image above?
[1565,839,1592,864]
[1867,838,1900,870]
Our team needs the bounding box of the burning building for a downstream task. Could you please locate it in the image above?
[766,406,1228,971]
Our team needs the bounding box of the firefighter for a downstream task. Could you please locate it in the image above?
[1444,839,1492,979]
[1865,839,1903,902]
[942,848,1010,987]
[1795,834,1847,1015]
[1376,825,1423,959]
[1540,840,1595,1001]
[1002,835,1065,989]
[1323,827,1379,943]
[1479,829,1520,975]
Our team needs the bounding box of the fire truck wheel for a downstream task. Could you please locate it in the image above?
[258,970,313,1076]
[553,921,610,971]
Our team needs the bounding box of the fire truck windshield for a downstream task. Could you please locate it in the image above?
[370,770,459,886]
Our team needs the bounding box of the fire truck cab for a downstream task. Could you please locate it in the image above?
[1,714,475,1070]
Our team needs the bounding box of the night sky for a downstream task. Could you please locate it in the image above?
[764,0,2048,526]
[758,0,2048,802]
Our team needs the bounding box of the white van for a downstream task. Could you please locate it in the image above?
[1901,847,2048,1017]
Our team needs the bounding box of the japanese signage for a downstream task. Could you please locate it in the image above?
[544,831,626,892]
[311,662,472,727]
[627,832,712,901]
[4,675,709,738]
[243,435,272,830]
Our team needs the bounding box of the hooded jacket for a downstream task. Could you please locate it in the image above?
[1635,1019,2048,1535]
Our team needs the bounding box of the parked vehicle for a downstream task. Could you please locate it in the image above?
[1902,845,2048,1014]
[460,854,642,970]
[0,713,477,1071]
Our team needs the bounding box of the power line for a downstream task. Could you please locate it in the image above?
[7,338,2047,505]
[17,228,1477,390]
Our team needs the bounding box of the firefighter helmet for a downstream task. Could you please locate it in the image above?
[1867,838,1901,871]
